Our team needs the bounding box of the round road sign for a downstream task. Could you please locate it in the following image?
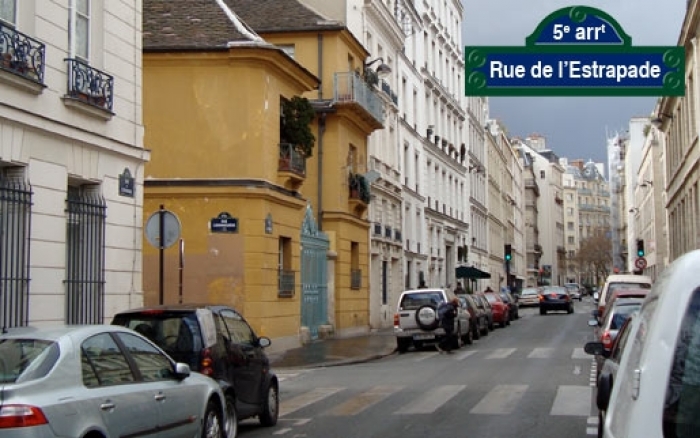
[634,257,647,270]
[145,209,181,249]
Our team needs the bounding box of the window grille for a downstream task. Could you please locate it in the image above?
[0,168,32,329]
[65,185,106,324]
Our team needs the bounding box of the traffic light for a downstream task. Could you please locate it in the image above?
[636,239,645,257]
[504,244,512,262]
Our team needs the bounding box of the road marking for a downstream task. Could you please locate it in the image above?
[273,428,292,435]
[470,385,528,415]
[325,385,403,416]
[549,385,592,416]
[455,350,478,361]
[486,348,516,359]
[394,385,465,414]
[413,352,439,362]
[280,387,344,417]
[571,347,589,359]
[528,348,554,358]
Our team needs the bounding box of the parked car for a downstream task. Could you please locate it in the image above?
[394,288,472,352]
[483,291,510,328]
[474,293,496,332]
[584,313,637,438]
[597,273,652,319]
[518,287,542,307]
[458,294,489,338]
[564,282,583,301]
[499,289,520,321]
[592,249,700,438]
[588,297,644,372]
[0,324,227,438]
[112,304,279,436]
[539,286,574,315]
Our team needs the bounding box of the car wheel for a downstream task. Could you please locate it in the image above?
[224,394,238,438]
[597,410,604,438]
[472,323,480,340]
[203,399,224,438]
[413,341,424,350]
[397,337,411,353]
[488,320,495,331]
[505,315,511,326]
[463,325,473,345]
[415,304,439,330]
[259,382,279,427]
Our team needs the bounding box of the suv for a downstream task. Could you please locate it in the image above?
[597,274,652,319]
[394,288,471,353]
[112,304,279,437]
[593,249,700,437]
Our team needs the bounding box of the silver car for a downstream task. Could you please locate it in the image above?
[0,325,228,438]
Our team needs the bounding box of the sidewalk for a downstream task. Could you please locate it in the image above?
[268,328,397,370]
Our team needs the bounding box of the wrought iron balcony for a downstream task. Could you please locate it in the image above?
[0,23,45,84]
[65,58,114,112]
[350,268,362,290]
[333,71,384,126]
[278,269,295,298]
[278,143,306,176]
[380,79,398,105]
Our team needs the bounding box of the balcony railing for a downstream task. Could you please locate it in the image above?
[65,58,114,112]
[278,269,295,298]
[350,269,362,290]
[0,23,45,83]
[333,71,384,125]
[380,79,399,105]
[278,143,306,176]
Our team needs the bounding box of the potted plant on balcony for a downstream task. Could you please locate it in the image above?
[281,96,316,159]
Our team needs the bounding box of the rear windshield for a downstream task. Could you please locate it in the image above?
[606,282,652,300]
[0,339,59,384]
[607,305,641,330]
[112,312,203,369]
[399,292,444,310]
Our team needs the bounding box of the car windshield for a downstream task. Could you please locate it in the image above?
[112,311,203,368]
[0,338,59,384]
[607,304,641,330]
[399,292,444,310]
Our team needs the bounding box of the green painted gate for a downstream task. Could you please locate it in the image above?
[300,205,329,340]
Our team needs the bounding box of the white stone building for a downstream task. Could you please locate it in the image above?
[0,0,148,327]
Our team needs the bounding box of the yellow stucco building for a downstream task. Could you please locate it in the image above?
[142,0,383,347]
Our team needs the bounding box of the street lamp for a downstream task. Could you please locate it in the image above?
[364,57,392,77]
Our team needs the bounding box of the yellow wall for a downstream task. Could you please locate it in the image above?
[143,48,315,338]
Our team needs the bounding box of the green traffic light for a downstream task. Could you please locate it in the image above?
[637,250,644,257]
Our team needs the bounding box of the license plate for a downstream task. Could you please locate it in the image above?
[414,334,434,340]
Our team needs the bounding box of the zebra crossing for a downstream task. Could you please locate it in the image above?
[277,346,595,418]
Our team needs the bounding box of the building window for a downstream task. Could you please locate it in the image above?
[65,184,106,324]
[568,221,574,230]
[540,170,545,179]
[70,0,90,61]
[0,167,32,329]
[567,236,575,244]
[567,207,574,216]
[350,241,361,289]
[278,236,294,297]
[0,0,16,25]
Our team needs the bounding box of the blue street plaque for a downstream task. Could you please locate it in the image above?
[119,168,135,198]
[210,212,238,233]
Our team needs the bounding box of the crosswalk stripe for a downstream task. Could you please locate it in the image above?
[280,387,344,417]
[455,350,478,361]
[485,348,516,359]
[325,385,403,416]
[470,384,528,414]
[550,385,592,416]
[413,351,439,362]
[571,347,589,359]
[528,347,554,358]
[393,385,465,414]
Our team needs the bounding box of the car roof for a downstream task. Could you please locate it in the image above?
[114,303,234,314]
[604,274,652,283]
[0,324,133,341]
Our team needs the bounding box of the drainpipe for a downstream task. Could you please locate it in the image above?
[317,33,324,229]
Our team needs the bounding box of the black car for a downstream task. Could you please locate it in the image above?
[458,294,489,338]
[499,289,520,321]
[112,304,279,437]
[539,286,574,315]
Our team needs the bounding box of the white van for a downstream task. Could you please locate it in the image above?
[601,250,700,437]
[597,274,652,318]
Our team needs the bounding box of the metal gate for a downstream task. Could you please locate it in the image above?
[300,205,329,340]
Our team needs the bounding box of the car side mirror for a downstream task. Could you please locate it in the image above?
[257,336,272,348]
[584,341,605,356]
[588,319,599,327]
[174,362,191,379]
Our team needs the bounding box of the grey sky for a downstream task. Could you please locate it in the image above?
[461,0,687,165]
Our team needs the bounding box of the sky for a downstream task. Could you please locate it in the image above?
[461,0,687,164]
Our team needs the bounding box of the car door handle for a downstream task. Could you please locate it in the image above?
[155,393,166,401]
[100,402,115,411]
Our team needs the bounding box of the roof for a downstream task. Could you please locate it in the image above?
[143,0,342,50]
[604,274,652,284]
[0,324,132,340]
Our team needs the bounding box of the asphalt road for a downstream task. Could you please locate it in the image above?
[240,298,599,438]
